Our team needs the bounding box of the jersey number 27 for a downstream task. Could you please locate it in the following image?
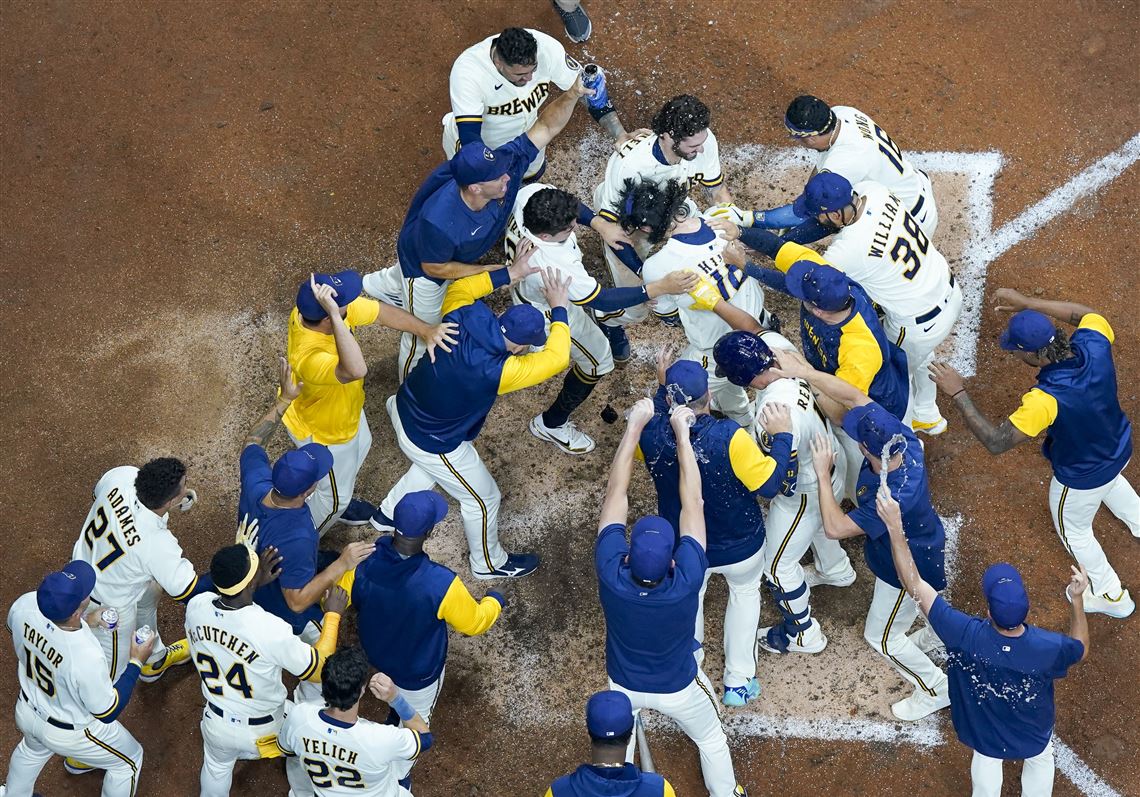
[83,507,125,571]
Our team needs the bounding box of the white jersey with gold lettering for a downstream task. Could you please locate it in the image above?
[592,130,724,220]
[185,593,319,718]
[280,701,425,797]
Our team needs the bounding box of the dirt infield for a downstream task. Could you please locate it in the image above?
[2,2,1138,796]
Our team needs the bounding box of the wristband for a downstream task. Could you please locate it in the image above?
[951,389,967,400]
[128,658,144,669]
[390,694,416,722]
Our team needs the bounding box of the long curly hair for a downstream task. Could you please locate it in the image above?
[615,178,690,244]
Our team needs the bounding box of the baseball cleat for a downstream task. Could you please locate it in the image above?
[803,564,857,589]
[756,626,828,655]
[732,786,749,797]
[911,416,948,436]
[656,312,684,328]
[908,624,945,654]
[529,414,596,455]
[891,687,950,721]
[1067,585,1135,619]
[64,757,96,775]
[722,677,761,707]
[369,507,396,533]
[472,552,540,580]
[340,498,379,526]
[598,324,630,363]
[140,638,191,683]
[550,0,592,43]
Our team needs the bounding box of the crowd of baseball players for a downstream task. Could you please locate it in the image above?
[4,8,1137,797]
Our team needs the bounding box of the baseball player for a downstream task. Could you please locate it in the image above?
[712,331,855,654]
[505,183,699,454]
[596,397,748,797]
[362,75,602,380]
[716,95,937,244]
[2,561,155,797]
[235,357,375,645]
[342,491,503,785]
[795,172,962,434]
[637,357,795,705]
[185,540,347,797]
[443,27,627,179]
[285,271,456,534]
[590,94,735,361]
[279,647,431,797]
[775,351,949,721]
[70,456,211,691]
[930,289,1138,619]
[545,690,675,797]
[371,263,572,579]
[617,178,766,426]
[878,492,1090,797]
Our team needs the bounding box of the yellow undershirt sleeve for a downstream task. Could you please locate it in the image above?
[437,577,503,636]
[728,428,778,492]
[441,272,496,316]
[835,316,883,395]
[774,241,829,273]
[335,568,356,610]
[663,780,677,797]
[1078,313,1114,343]
[498,321,570,394]
[1008,388,1059,437]
[302,612,341,683]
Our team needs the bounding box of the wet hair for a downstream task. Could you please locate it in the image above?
[523,187,579,236]
[1039,327,1072,363]
[210,545,254,592]
[652,95,710,142]
[493,28,538,67]
[785,94,836,136]
[321,647,371,710]
[615,178,690,244]
[135,457,187,510]
[589,729,634,748]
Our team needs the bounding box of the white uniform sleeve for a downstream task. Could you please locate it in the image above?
[277,710,300,756]
[822,233,862,276]
[374,724,426,762]
[145,533,200,601]
[694,130,724,187]
[534,29,580,90]
[449,56,486,125]
[819,143,871,186]
[76,639,122,718]
[268,621,321,681]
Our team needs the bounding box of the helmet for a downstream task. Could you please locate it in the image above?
[713,331,775,387]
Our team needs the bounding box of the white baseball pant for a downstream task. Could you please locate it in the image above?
[380,395,506,575]
[512,289,615,381]
[90,580,169,681]
[609,670,739,797]
[694,546,764,689]
[5,700,143,797]
[362,265,404,308]
[683,347,752,427]
[361,267,448,382]
[1049,466,1140,598]
[288,410,373,536]
[198,704,285,797]
[389,670,445,782]
[970,740,1055,797]
[833,426,865,502]
[885,278,963,426]
[864,578,947,699]
[441,113,545,178]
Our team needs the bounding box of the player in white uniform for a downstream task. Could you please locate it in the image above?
[806,173,963,433]
[505,183,698,453]
[443,27,628,180]
[618,178,764,426]
[711,331,854,655]
[590,95,733,359]
[70,459,204,687]
[2,560,155,797]
[185,540,346,797]
[280,648,431,797]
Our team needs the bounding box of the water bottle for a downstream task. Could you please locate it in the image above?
[134,625,154,646]
[100,608,119,631]
[581,64,609,111]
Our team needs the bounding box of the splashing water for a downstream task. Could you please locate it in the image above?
[879,432,908,495]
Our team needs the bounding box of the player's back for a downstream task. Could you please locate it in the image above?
[8,592,113,727]
[593,130,721,215]
[185,593,317,718]
[280,701,422,797]
[825,181,950,318]
[753,372,835,494]
[507,183,597,306]
[821,106,923,207]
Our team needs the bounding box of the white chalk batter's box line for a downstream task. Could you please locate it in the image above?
[634,134,1140,797]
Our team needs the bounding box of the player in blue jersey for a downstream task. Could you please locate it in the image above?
[773,349,949,721]
[339,491,505,787]
[877,487,1089,797]
[637,355,795,706]
[930,288,1137,619]
[595,397,748,797]
[545,690,676,797]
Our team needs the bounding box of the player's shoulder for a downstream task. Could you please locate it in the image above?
[530,27,571,62]
[98,465,139,491]
[853,179,886,197]
[451,34,495,70]
[611,131,657,165]
[833,105,866,122]
[8,590,38,625]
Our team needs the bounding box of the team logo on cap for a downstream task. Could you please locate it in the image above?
[63,572,76,581]
[483,148,495,161]
[330,276,343,286]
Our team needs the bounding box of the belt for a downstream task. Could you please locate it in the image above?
[20,689,75,730]
[207,702,274,726]
[914,274,956,325]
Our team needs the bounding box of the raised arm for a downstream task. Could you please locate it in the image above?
[598,399,655,532]
[376,303,458,365]
[877,487,937,615]
[244,357,303,448]
[773,348,873,410]
[1065,565,1090,663]
[670,406,706,550]
[994,288,1096,326]
[929,362,1031,455]
[527,76,591,151]
[811,433,864,540]
[309,276,367,384]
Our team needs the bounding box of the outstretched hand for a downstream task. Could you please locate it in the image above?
[278,357,303,402]
[810,432,835,479]
[993,287,1030,314]
[1066,565,1089,600]
[423,322,460,363]
[626,397,655,430]
[928,361,965,397]
[310,274,341,316]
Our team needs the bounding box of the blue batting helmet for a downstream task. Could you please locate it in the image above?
[713,331,775,387]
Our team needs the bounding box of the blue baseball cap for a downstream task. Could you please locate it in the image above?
[629,515,675,584]
[713,331,776,387]
[36,561,97,622]
[451,142,511,186]
[296,271,363,322]
[793,172,854,217]
[499,304,547,346]
[999,310,1056,352]
[785,260,852,311]
[586,690,635,739]
[842,403,907,458]
[664,360,709,404]
[393,491,448,538]
[272,444,334,498]
[983,563,1029,629]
